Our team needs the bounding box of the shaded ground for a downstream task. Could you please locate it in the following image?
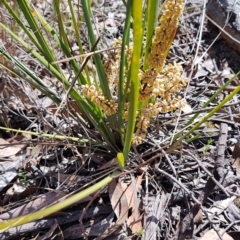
[0,0,240,239]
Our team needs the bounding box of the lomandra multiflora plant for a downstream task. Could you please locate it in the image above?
[0,0,187,230]
[0,0,186,167]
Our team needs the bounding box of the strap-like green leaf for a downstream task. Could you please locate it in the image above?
[123,0,143,160]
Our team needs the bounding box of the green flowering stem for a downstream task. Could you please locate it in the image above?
[123,0,143,162]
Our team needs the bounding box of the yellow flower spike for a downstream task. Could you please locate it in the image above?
[147,0,184,72]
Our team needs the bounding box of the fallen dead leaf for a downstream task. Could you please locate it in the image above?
[109,179,129,224]
[0,170,17,192]
[232,158,240,176]
[119,174,143,234]
[0,137,26,158]
[51,173,82,185]
[129,179,143,233]
[3,181,27,204]
[92,179,133,240]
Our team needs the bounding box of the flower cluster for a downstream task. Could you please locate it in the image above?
[147,0,184,71]
[131,0,185,145]
[133,63,187,145]
[81,85,117,115]
[152,63,187,98]
[83,0,186,145]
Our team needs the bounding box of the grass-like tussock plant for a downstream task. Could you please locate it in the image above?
[4,0,227,231]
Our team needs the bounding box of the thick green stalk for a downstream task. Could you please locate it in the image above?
[81,0,118,136]
[53,0,70,50]
[123,0,143,161]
